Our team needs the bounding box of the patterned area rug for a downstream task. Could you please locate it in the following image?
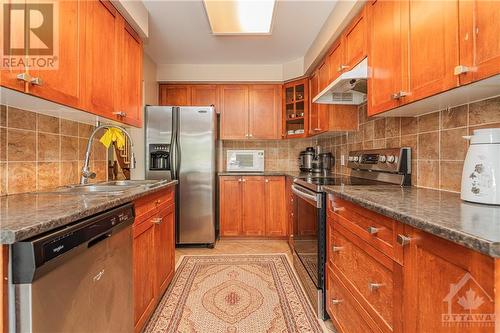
[144,255,323,333]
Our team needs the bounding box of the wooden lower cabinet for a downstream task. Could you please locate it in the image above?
[219,176,287,238]
[133,188,176,333]
[326,195,496,333]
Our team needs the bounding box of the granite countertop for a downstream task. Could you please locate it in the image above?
[323,185,500,258]
[0,180,177,244]
[217,171,299,177]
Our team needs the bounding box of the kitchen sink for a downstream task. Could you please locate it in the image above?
[43,179,170,195]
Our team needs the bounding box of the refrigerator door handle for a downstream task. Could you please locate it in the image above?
[170,107,179,180]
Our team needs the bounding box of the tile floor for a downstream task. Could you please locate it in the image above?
[174,239,335,332]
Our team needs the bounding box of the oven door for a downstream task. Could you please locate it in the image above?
[291,184,323,288]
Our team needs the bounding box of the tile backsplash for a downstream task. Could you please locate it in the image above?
[221,96,500,193]
[0,105,108,195]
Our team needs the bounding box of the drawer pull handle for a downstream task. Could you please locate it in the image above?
[332,246,343,252]
[397,234,411,246]
[333,207,345,213]
[331,299,343,305]
[152,217,163,224]
[368,283,384,292]
[367,226,380,235]
[155,199,161,205]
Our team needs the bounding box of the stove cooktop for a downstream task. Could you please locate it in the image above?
[293,175,394,192]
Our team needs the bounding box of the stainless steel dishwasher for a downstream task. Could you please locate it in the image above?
[11,203,135,333]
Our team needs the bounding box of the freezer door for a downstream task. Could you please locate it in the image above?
[146,106,173,180]
[177,107,216,244]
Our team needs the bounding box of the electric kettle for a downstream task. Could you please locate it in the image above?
[461,128,500,205]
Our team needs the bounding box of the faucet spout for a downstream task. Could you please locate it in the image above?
[80,124,136,185]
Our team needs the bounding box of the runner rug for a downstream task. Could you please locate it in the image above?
[144,255,323,333]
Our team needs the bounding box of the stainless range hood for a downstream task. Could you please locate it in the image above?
[312,58,367,105]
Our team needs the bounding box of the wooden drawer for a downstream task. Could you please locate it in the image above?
[328,195,402,261]
[330,223,402,333]
[326,264,383,333]
[135,188,174,224]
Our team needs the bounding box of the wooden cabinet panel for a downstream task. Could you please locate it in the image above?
[470,1,500,82]
[115,19,142,127]
[249,85,281,139]
[219,176,242,236]
[402,227,494,333]
[406,0,459,103]
[241,177,265,236]
[309,71,319,135]
[159,85,191,106]
[318,61,330,92]
[28,0,83,109]
[286,176,294,248]
[264,177,286,237]
[84,0,119,118]
[367,0,405,116]
[343,7,367,70]
[191,85,219,108]
[220,85,249,140]
[154,204,175,297]
[328,41,344,85]
[133,218,156,332]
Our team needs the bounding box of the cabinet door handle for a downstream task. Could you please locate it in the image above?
[242,178,246,182]
[152,217,162,224]
[333,207,344,213]
[331,299,343,305]
[16,72,32,82]
[113,111,126,117]
[367,226,380,235]
[265,179,269,183]
[454,65,471,75]
[391,91,409,100]
[397,234,411,246]
[332,245,343,252]
[368,282,384,292]
[30,77,43,86]
[337,65,349,72]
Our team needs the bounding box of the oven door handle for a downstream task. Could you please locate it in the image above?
[292,185,322,208]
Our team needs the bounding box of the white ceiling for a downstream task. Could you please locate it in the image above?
[143,0,338,65]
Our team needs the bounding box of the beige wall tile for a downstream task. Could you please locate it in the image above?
[61,161,79,186]
[363,121,374,141]
[0,127,6,161]
[61,136,79,161]
[440,128,468,160]
[401,135,418,159]
[0,105,6,127]
[8,129,36,161]
[7,107,36,130]
[7,162,36,194]
[440,161,463,192]
[441,105,467,129]
[37,114,60,134]
[468,96,500,125]
[417,112,440,132]
[38,133,60,161]
[61,119,79,136]
[0,162,6,195]
[38,162,60,190]
[385,117,400,137]
[374,119,385,139]
[401,117,418,135]
[417,132,439,159]
[78,123,94,138]
[417,160,439,189]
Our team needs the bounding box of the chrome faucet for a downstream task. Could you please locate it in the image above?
[80,124,136,184]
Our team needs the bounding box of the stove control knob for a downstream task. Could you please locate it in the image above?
[378,155,387,163]
[353,156,359,162]
[387,155,396,163]
[348,156,354,162]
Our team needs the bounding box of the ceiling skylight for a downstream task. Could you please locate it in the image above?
[203,0,276,35]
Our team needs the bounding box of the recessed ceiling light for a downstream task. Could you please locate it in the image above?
[203,0,276,35]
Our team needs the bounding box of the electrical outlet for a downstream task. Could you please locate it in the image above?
[341,155,345,166]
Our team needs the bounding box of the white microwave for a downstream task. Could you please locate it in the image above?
[226,150,265,172]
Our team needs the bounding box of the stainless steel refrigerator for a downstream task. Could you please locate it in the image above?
[145,106,217,246]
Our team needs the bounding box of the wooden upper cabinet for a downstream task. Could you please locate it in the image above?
[458,0,500,83]
[191,85,219,108]
[328,41,344,85]
[405,0,459,103]
[27,0,84,109]
[84,0,119,118]
[241,177,265,236]
[220,85,249,140]
[402,226,494,333]
[318,61,330,92]
[159,85,191,106]
[309,71,319,135]
[343,6,367,71]
[367,0,405,116]
[264,177,287,237]
[219,176,243,236]
[116,19,143,127]
[249,85,281,139]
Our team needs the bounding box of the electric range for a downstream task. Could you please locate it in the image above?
[290,148,412,320]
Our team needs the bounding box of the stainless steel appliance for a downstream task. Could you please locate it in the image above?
[226,149,265,172]
[298,147,315,172]
[318,152,333,172]
[11,204,134,333]
[291,147,411,320]
[146,106,217,246]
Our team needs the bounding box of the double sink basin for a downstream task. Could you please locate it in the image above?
[50,180,169,195]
